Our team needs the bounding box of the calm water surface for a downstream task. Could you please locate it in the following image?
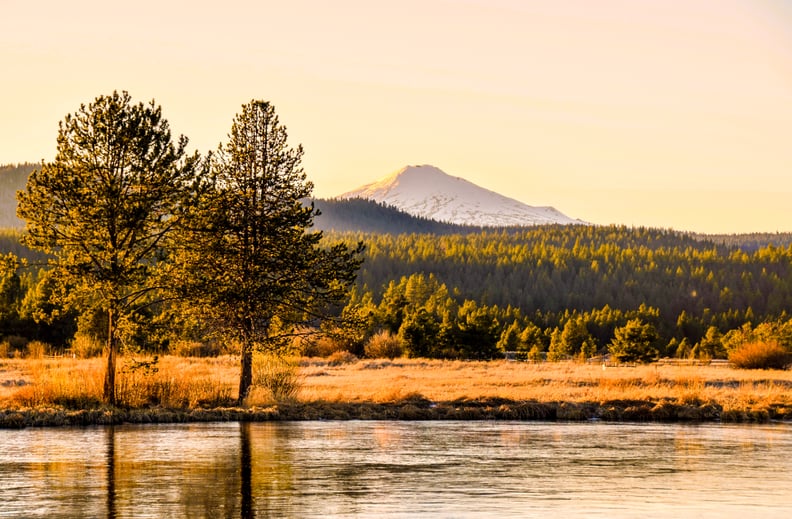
[1,421,791,518]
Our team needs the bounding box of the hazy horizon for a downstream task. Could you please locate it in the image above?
[3,0,791,234]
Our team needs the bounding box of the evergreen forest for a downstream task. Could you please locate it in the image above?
[5,216,792,362]
[328,224,792,361]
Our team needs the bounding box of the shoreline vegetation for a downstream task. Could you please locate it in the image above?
[2,356,791,428]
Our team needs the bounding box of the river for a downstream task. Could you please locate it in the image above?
[1,421,790,518]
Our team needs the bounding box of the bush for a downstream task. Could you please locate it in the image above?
[364,330,404,359]
[170,340,224,357]
[729,341,792,370]
[327,351,358,366]
[1,335,27,357]
[70,333,104,358]
[253,354,302,402]
[0,341,9,358]
[26,341,49,359]
[301,336,347,358]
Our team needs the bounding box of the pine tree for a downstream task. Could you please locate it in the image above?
[0,253,23,333]
[175,100,362,404]
[16,91,195,404]
[608,319,659,363]
[497,320,522,353]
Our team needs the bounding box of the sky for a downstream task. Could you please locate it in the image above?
[2,0,791,234]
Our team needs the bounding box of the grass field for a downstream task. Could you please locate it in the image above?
[299,358,792,415]
[1,355,791,425]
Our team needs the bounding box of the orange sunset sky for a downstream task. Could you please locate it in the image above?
[2,0,791,233]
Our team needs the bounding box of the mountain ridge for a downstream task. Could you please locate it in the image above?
[313,197,499,235]
[0,163,35,229]
[339,164,583,227]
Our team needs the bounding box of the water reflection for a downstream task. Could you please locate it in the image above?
[240,422,252,518]
[106,426,116,519]
[1,421,792,517]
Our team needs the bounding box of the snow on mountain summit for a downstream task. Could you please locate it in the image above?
[338,165,581,227]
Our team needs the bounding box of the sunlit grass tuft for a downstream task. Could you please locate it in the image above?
[9,357,104,408]
[252,354,302,403]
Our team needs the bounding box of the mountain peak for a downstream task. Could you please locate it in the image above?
[349,165,454,197]
[339,165,582,227]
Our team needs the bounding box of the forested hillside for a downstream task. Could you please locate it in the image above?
[0,163,35,228]
[319,224,792,359]
[313,197,486,234]
[4,215,792,359]
[313,196,792,250]
[702,232,792,252]
[343,225,790,321]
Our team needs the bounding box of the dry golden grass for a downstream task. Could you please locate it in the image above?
[0,356,239,409]
[298,358,792,415]
[2,356,792,420]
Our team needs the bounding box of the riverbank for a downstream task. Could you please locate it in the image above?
[1,356,791,427]
[0,397,731,429]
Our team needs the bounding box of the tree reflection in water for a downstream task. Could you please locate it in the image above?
[98,422,299,518]
[98,424,245,517]
[240,421,253,518]
[106,426,116,519]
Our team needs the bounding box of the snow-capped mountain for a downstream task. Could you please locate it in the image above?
[338,165,582,227]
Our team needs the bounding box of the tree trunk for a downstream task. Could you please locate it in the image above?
[103,307,118,406]
[238,338,254,406]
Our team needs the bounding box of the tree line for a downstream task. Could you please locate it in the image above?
[312,197,489,235]
[6,196,792,367]
[323,226,792,362]
[6,194,792,366]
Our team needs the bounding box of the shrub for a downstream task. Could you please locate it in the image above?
[327,351,358,366]
[0,341,9,358]
[364,330,404,359]
[729,341,792,370]
[253,354,302,402]
[301,336,347,357]
[70,333,104,358]
[2,335,28,349]
[170,340,223,357]
[1,335,27,357]
[26,341,49,359]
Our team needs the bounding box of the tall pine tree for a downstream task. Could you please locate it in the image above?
[16,91,196,404]
[176,100,362,404]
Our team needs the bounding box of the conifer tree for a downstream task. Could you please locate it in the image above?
[608,318,659,363]
[16,91,195,404]
[497,320,522,353]
[0,253,22,326]
[175,100,362,404]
